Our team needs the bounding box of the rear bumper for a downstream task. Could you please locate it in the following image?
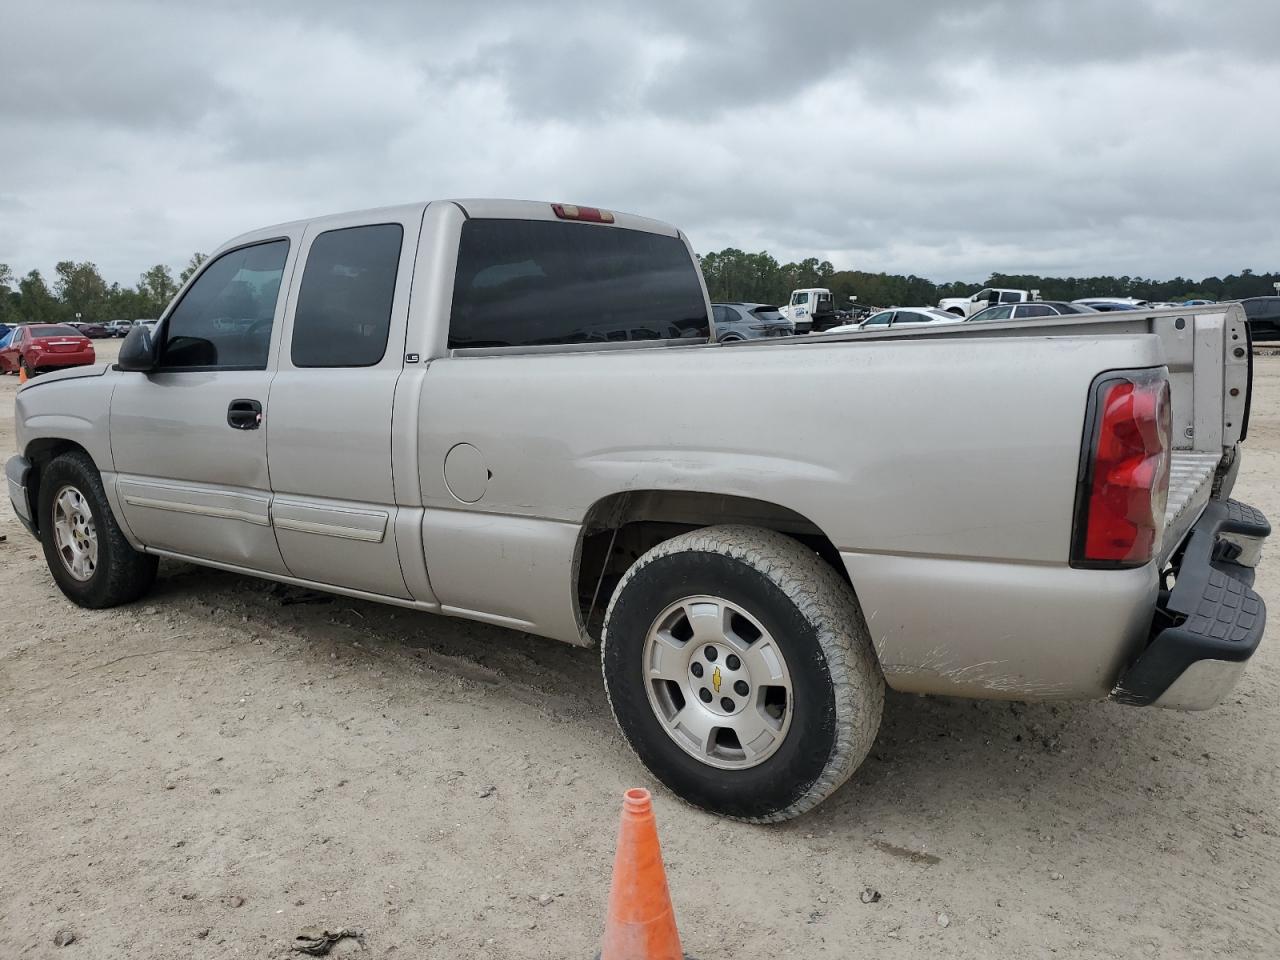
[30,351,95,368]
[1113,498,1268,710]
[6,454,36,537]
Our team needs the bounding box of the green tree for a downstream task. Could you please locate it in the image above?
[0,264,19,324]
[137,264,178,316]
[19,270,60,324]
[179,252,208,285]
[53,260,109,321]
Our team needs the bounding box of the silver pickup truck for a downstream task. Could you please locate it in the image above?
[6,199,1269,822]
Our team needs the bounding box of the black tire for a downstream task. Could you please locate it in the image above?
[38,450,158,608]
[602,525,884,822]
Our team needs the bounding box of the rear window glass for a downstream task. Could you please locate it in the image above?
[1245,298,1280,320]
[448,219,709,349]
[31,325,80,337]
[1020,304,1055,318]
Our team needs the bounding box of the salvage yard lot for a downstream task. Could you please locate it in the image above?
[1,341,1278,959]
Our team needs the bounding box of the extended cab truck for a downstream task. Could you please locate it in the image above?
[6,200,1270,822]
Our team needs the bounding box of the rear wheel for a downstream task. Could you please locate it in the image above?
[38,451,158,608]
[602,525,884,822]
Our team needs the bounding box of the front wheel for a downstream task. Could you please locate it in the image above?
[38,450,158,608]
[601,525,884,822]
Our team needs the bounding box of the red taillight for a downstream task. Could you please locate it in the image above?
[1072,371,1172,567]
[551,203,615,224]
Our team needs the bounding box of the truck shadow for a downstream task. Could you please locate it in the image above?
[151,560,1244,843]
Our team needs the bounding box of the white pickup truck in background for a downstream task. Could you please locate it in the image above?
[6,199,1269,822]
[939,286,1036,317]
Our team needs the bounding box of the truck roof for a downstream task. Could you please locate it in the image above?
[219,199,682,253]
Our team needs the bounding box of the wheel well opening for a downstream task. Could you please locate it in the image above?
[574,491,850,642]
[22,439,92,533]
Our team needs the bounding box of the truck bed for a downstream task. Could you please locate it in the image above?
[790,303,1254,563]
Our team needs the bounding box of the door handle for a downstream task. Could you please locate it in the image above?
[227,399,263,430]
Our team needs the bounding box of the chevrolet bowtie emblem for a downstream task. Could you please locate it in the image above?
[712,666,722,694]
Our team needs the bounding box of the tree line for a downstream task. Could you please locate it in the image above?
[3,248,1277,325]
[0,254,207,327]
[697,248,1280,309]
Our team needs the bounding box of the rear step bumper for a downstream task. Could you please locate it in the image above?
[1113,498,1269,710]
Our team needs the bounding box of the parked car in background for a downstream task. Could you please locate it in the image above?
[938,287,1035,318]
[1183,299,1217,306]
[778,288,837,333]
[106,320,135,337]
[0,328,12,350]
[835,307,965,332]
[1241,297,1280,341]
[1084,302,1140,312]
[0,324,95,376]
[968,300,1097,322]
[69,321,111,338]
[711,303,793,341]
[1072,297,1148,310]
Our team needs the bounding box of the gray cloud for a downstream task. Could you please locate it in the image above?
[0,0,1276,288]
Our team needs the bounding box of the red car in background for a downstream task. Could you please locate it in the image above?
[0,324,96,377]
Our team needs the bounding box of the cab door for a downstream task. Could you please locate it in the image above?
[792,291,810,324]
[110,236,299,573]
[265,211,419,598]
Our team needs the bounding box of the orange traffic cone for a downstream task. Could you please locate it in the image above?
[598,788,688,960]
[18,365,27,385]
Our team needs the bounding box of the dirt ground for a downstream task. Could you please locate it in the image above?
[1,340,1278,960]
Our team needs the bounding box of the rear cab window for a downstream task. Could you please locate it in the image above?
[448,219,709,349]
[291,224,403,367]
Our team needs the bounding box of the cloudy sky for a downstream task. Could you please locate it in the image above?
[1,0,1276,287]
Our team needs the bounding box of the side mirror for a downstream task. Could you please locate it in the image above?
[116,324,157,372]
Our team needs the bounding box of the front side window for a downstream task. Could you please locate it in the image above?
[792,292,809,306]
[448,219,709,348]
[863,311,892,326]
[973,289,992,302]
[999,291,1023,303]
[291,224,403,368]
[159,240,289,369]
